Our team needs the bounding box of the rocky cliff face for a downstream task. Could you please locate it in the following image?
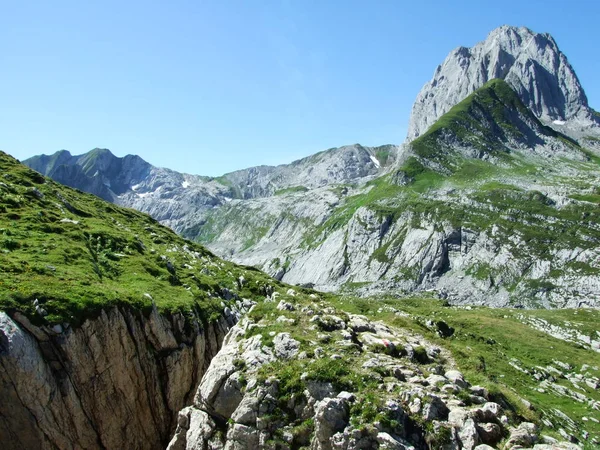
[0,304,247,449]
[194,81,600,309]
[407,26,600,141]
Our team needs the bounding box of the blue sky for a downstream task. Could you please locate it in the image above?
[1,0,599,176]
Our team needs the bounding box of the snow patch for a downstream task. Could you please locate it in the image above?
[223,197,232,202]
[131,183,141,191]
[553,120,566,125]
[370,155,381,168]
[182,181,190,189]
[137,192,152,198]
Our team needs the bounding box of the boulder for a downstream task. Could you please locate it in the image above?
[505,422,538,449]
[458,418,479,450]
[311,398,349,450]
[444,370,467,388]
[422,396,450,421]
[476,422,502,445]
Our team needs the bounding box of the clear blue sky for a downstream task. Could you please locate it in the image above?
[1,0,599,176]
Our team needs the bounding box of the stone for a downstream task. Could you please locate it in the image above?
[474,402,503,422]
[505,422,538,449]
[348,314,375,333]
[444,370,467,388]
[337,391,356,402]
[376,432,415,450]
[448,407,469,426]
[458,418,479,450]
[422,396,450,421]
[311,398,349,450]
[277,300,295,311]
[273,333,300,360]
[305,381,335,402]
[476,422,502,445]
[426,374,448,387]
[470,385,488,398]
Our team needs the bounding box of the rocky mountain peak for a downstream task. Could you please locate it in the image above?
[407,25,598,141]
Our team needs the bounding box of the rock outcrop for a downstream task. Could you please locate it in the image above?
[167,291,586,449]
[0,303,251,450]
[407,25,600,141]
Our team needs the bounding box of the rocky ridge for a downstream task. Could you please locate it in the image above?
[24,144,399,235]
[192,81,600,308]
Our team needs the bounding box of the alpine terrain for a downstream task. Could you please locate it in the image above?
[26,26,600,309]
[2,24,599,450]
[1,151,599,449]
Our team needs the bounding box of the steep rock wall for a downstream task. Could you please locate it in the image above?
[0,305,236,450]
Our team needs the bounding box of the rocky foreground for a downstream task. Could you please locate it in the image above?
[167,289,598,449]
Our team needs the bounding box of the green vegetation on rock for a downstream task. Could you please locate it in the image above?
[274,186,309,196]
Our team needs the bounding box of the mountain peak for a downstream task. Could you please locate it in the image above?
[407,25,597,141]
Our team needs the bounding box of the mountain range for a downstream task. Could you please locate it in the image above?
[2,24,600,450]
[24,26,600,309]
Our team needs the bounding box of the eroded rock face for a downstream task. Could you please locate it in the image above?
[0,306,235,450]
[407,25,600,141]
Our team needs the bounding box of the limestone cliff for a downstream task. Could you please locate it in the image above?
[0,304,244,449]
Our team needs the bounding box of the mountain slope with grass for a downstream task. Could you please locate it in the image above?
[21,27,600,311]
[168,291,600,449]
[0,150,281,449]
[2,152,599,448]
[189,80,600,308]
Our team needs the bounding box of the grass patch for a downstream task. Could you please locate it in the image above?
[274,186,309,196]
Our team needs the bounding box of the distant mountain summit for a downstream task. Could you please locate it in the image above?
[24,144,397,234]
[407,25,600,141]
[25,148,152,201]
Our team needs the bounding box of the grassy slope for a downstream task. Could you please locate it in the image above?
[409,79,568,166]
[334,296,600,446]
[2,150,599,446]
[241,290,600,447]
[0,151,279,326]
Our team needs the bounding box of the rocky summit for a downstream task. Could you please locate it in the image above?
[407,25,600,142]
[3,24,600,450]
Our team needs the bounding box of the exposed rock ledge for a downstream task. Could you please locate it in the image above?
[0,301,251,450]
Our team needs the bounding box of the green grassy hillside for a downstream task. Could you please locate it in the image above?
[0,151,277,326]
